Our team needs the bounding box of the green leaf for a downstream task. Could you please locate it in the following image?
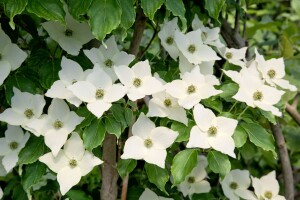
[83,118,106,151]
[27,0,65,23]
[105,115,122,138]
[201,98,223,113]
[171,121,192,142]
[21,161,47,191]
[145,163,169,194]
[204,0,225,21]
[4,0,28,29]
[87,0,122,41]
[110,104,127,128]
[291,0,300,17]
[38,59,60,89]
[18,136,46,165]
[219,83,239,100]
[124,107,134,126]
[241,123,276,158]
[75,107,97,130]
[259,109,276,124]
[207,150,231,177]
[233,126,248,148]
[117,159,137,179]
[280,35,294,58]
[171,149,198,185]
[119,0,135,29]
[67,0,93,20]
[141,0,165,21]
[165,0,186,31]
[66,190,92,200]
[12,185,27,200]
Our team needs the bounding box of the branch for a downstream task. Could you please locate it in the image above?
[221,19,246,48]
[270,120,294,200]
[285,93,300,126]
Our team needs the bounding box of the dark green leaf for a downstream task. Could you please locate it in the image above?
[259,109,276,124]
[124,107,134,126]
[4,0,28,29]
[204,0,225,21]
[233,125,248,148]
[22,161,47,191]
[83,118,106,151]
[171,121,191,142]
[12,185,27,200]
[19,136,46,165]
[38,59,61,89]
[119,0,135,29]
[75,107,96,130]
[66,190,92,200]
[105,115,122,138]
[145,163,169,194]
[207,150,231,177]
[165,0,186,31]
[219,83,239,100]
[117,159,137,179]
[141,0,165,21]
[67,0,93,20]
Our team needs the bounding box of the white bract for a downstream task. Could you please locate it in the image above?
[221,169,255,200]
[158,17,180,60]
[165,66,222,109]
[26,99,84,156]
[0,28,27,86]
[0,88,45,127]
[114,60,164,101]
[219,47,247,68]
[68,67,127,118]
[139,188,173,200]
[121,113,178,168]
[174,29,220,65]
[39,132,103,195]
[0,187,2,199]
[46,56,89,107]
[255,49,297,91]
[252,171,285,200]
[187,104,237,158]
[0,125,30,173]
[177,156,211,199]
[42,12,94,55]
[178,53,214,75]
[84,36,135,82]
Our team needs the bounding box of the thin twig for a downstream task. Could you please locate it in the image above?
[285,92,300,126]
[139,23,158,59]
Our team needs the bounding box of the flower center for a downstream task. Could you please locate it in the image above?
[144,138,153,148]
[104,59,113,68]
[9,141,19,150]
[187,176,195,183]
[229,182,238,190]
[187,85,196,94]
[24,109,34,119]
[166,36,174,45]
[267,69,276,79]
[71,79,77,84]
[164,98,172,107]
[225,52,232,59]
[65,29,73,37]
[202,32,208,38]
[188,45,196,54]
[253,91,263,101]
[133,78,142,87]
[69,159,78,168]
[53,120,63,129]
[264,191,273,199]
[95,89,105,99]
[208,126,217,136]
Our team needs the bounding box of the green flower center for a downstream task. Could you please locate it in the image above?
[69,159,78,168]
[253,91,263,101]
[96,89,105,99]
[229,182,238,190]
[133,78,142,87]
[225,52,233,59]
[187,85,196,94]
[164,98,172,107]
[104,59,113,68]
[71,79,77,84]
[166,37,174,45]
[267,69,276,79]
[187,176,195,183]
[24,109,34,119]
[65,29,73,37]
[53,120,63,129]
[9,141,19,150]
[264,191,272,199]
[144,139,153,148]
[208,126,217,136]
[188,45,196,54]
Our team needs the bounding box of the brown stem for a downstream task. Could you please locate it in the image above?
[286,103,300,126]
[221,19,245,48]
[101,134,118,200]
[271,120,294,200]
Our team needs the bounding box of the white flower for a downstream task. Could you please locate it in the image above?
[158,18,180,60]
[68,67,127,118]
[25,99,84,156]
[177,155,211,199]
[139,188,173,200]
[0,28,27,86]
[46,56,89,107]
[39,132,103,195]
[165,66,222,109]
[0,187,2,199]
[114,60,164,101]
[187,104,237,158]
[221,169,256,200]
[255,49,297,91]
[42,12,94,55]
[121,113,178,168]
[0,88,45,127]
[219,47,247,68]
[178,53,214,75]
[174,29,220,65]
[252,171,285,200]
[83,36,135,82]
[0,125,30,173]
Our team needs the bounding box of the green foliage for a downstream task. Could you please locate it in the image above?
[204,0,225,21]
[119,0,136,29]
[21,161,47,191]
[117,159,137,179]
[18,136,46,165]
[145,163,169,194]
[3,0,28,29]
[83,118,106,151]
[207,150,231,177]
[233,125,248,148]
[141,0,165,21]
[165,0,186,30]
[67,0,93,20]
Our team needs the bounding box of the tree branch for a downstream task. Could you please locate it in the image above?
[270,120,294,200]
[221,19,245,48]
[286,93,300,126]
